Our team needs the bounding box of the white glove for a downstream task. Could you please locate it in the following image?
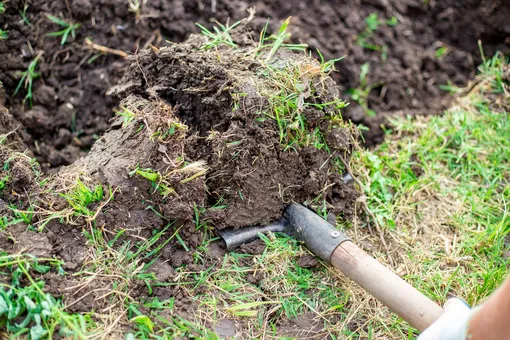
[417,298,472,340]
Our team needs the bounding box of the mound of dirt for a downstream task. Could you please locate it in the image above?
[0,29,359,325]
[0,26,358,263]
[78,25,358,229]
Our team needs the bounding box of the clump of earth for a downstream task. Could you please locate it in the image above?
[0,23,358,271]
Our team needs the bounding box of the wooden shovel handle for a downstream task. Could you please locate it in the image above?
[331,241,443,332]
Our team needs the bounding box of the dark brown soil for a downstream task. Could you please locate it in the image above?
[1,0,508,171]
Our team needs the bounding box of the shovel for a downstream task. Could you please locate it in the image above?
[218,203,443,332]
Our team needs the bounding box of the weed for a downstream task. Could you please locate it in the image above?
[115,106,136,127]
[253,18,308,60]
[59,179,104,218]
[0,2,5,14]
[46,14,81,45]
[196,20,242,50]
[13,54,41,107]
[19,4,30,25]
[347,62,380,117]
[0,29,7,40]
[128,0,146,20]
[0,253,91,339]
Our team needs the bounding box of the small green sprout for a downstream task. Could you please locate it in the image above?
[59,179,104,217]
[317,49,344,74]
[365,13,382,31]
[115,107,136,127]
[386,16,398,27]
[129,167,175,196]
[254,18,308,60]
[0,29,7,40]
[0,2,5,14]
[13,54,41,107]
[46,14,81,45]
[356,12,396,58]
[196,20,242,50]
[19,4,30,25]
[128,0,146,20]
[435,46,449,59]
[347,62,380,117]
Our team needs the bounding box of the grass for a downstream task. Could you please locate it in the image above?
[196,20,243,51]
[347,62,381,117]
[46,14,81,45]
[128,0,147,20]
[115,106,136,127]
[349,52,509,323]
[0,21,508,340]
[257,61,348,151]
[197,18,348,153]
[129,161,208,197]
[115,52,507,338]
[0,253,91,339]
[19,4,30,25]
[13,54,41,108]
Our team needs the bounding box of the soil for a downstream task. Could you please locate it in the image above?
[0,25,360,336]
[1,0,508,171]
[1,0,509,338]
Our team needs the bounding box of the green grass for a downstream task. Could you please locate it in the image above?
[19,4,30,25]
[196,20,243,51]
[115,106,136,127]
[0,253,92,339]
[59,179,104,218]
[46,14,81,45]
[434,46,449,59]
[257,61,348,151]
[140,52,508,338]
[351,52,509,311]
[347,62,380,117]
[13,54,41,108]
[355,12,396,60]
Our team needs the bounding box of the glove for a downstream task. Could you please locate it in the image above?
[417,298,472,340]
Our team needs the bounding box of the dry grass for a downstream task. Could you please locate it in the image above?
[0,48,507,340]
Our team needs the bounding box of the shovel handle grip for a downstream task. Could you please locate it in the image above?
[330,241,443,332]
